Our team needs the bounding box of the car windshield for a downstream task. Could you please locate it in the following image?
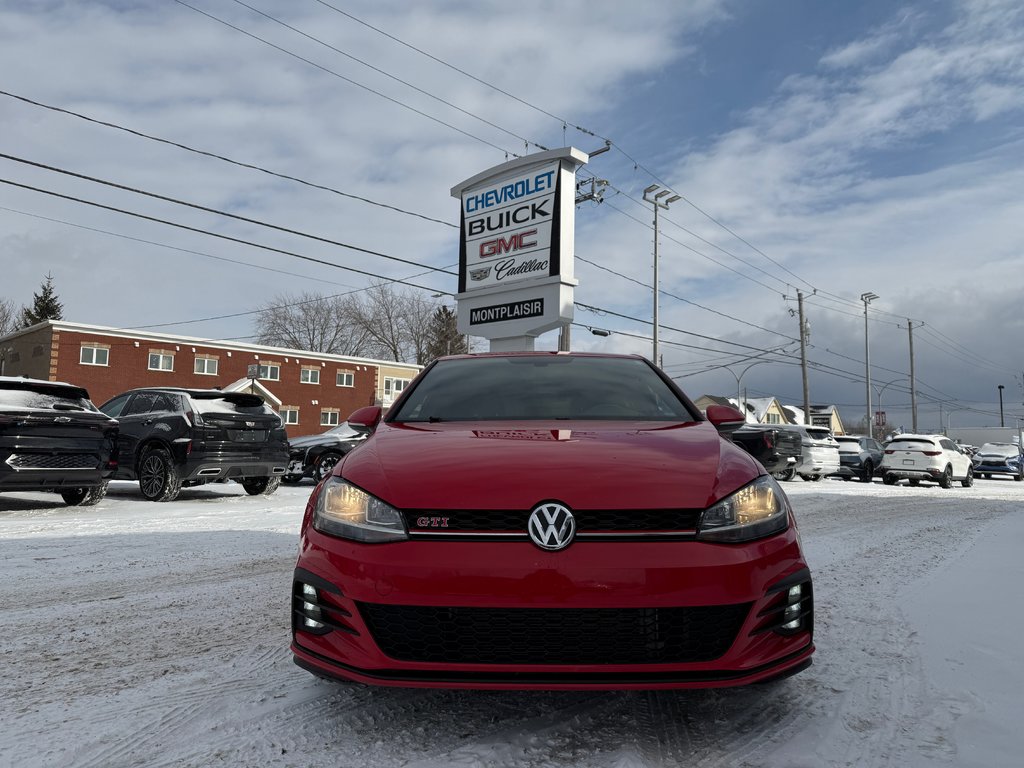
[888,439,937,450]
[190,392,275,415]
[391,355,697,422]
[977,443,1019,457]
[0,381,95,412]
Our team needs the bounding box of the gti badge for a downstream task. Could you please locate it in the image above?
[527,502,576,551]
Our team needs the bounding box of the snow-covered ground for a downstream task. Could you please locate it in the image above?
[2,477,1022,767]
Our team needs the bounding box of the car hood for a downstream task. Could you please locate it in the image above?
[339,420,760,510]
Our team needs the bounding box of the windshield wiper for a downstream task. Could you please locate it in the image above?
[52,403,86,411]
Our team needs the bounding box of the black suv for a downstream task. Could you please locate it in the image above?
[283,422,366,484]
[99,387,288,501]
[1,376,118,506]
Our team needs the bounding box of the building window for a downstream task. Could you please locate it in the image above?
[257,363,280,381]
[148,351,174,371]
[766,413,780,424]
[194,356,218,375]
[320,409,340,426]
[281,407,299,425]
[336,370,354,387]
[300,367,320,385]
[80,345,109,366]
[384,377,410,398]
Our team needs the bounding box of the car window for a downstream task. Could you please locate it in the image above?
[977,443,1019,457]
[392,356,697,422]
[100,393,131,417]
[190,392,275,415]
[123,391,161,416]
[0,381,94,411]
[939,439,958,451]
[888,439,936,450]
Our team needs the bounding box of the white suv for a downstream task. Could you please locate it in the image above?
[779,425,840,481]
[881,434,974,488]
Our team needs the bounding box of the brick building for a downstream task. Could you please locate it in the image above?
[0,321,421,438]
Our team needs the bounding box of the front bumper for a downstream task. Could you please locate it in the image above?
[291,529,814,690]
[973,462,1021,478]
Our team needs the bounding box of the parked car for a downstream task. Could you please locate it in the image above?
[98,387,288,501]
[971,442,1024,481]
[779,425,840,481]
[731,425,802,479]
[291,352,814,690]
[833,435,885,482]
[0,376,118,505]
[283,422,367,484]
[880,434,974,487]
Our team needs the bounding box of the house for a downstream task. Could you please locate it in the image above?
[693,394,789,425]
[0,320,422,437]
[782,404,846,435]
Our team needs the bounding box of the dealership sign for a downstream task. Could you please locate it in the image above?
[451,147,588,350]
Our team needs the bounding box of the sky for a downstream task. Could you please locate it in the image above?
[1,0,1023,433]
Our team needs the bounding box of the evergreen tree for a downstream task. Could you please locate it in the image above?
[20,273,64,327]
[424,306,468,361]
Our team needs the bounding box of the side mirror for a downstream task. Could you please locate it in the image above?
[705,404,747,434]
[347,405,382,435]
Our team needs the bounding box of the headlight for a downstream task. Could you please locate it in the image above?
[698,475,790,543]
[313,478,407,543]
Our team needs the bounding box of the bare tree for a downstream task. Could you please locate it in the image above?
[0,297,18,337]
[350,282,437,363]
[254,291,373,355]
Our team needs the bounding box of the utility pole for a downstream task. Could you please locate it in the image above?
[907,320,919,433]
[861,292,879,437]
[798,291,811,425]
[643,184,680,367]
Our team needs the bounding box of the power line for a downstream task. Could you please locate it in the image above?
[0,152,457,278]
[0,89,456,229]
[171,0,514,156]
[0,176,449,295]
[227,0,545,153]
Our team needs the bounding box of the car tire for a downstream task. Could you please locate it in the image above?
[315,452,343,482]
[771,467,795,482]
[861,461,874,483]
[242,476,282,496]
[883,473,897,485]
[961,466,974,488]
[1015,469,1023,482]
[61,481,109,507]
[908,478,920,486]
[281,474,304,485]
[807,474,823,482]
[938,465,953,489]
[139,446,183,502]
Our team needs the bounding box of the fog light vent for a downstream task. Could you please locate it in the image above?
[291,574,358,637]
[753,573,813,637]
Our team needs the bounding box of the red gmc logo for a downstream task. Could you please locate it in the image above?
[479,229,537,259]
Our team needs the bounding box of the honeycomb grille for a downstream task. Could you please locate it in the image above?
[356,603,751,665]
[7,453,99,470]
[403,508,701,533]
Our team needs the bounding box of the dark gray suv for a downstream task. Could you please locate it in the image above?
[834,435,884,482]
[99,388,288,501]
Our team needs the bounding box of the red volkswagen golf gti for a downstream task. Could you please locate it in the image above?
[291,352,813,689]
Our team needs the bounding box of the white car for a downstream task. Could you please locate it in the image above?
[881,434,974,488]
[778,425,840,481]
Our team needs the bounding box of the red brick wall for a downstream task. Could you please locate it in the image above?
[52,330,380,438]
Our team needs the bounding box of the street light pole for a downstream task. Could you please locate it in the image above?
[643,184,680,367]
[998,384,1005,427]
[861,292,879,438]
